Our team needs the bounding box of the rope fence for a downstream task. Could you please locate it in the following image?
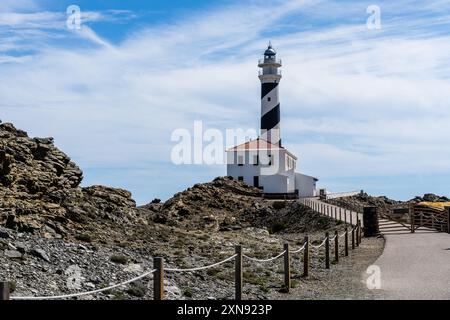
[165,254,237,272]
[9,269,158,301]
[1,205,370,301]
[309,238,327,250]
[243,251,286,263]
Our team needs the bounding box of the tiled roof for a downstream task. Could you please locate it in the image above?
[227,139,284,151]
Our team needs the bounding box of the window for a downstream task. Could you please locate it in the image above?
[286,156,294,170]
[253,155,259,166]
[267,97,271,102]
[238,176,244,182]
[268,154,272,166]
[238,155,244,166]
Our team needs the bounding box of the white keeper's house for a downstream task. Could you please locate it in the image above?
[226,43,318,198]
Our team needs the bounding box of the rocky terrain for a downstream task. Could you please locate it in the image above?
[0,122,381,300]
[325,193,401,214]
[325,192,449,215]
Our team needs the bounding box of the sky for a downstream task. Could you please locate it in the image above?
[0,0,449,204]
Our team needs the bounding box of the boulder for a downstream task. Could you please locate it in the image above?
[5,249,22,259]
[30,248,51,262]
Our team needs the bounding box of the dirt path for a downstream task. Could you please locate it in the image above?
[270,237,385,300]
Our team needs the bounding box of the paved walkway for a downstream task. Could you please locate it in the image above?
[301,198,450,299]
[374,231,450,299]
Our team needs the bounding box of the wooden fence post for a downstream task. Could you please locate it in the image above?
[339,208,342,221]
[351,227,355,250]
[344,228,349,256]
[153,257,164,300]
[284,243,290,292]
[325,232,330,269]
[356,220,361,245]
[0,282,10,300]
[303,236,309,277]
[411,204,415,233]
[334,230,339,263]
[359,219,363,243]
[235,245,243,300]
[356,221,360,247]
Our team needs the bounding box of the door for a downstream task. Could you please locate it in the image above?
[253,176,259,188]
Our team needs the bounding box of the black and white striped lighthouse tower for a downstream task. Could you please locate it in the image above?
[258,42,282,147]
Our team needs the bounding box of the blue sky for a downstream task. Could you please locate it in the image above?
[1,0,450,204]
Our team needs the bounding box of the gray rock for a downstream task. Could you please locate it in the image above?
[123,263,143,274]
[14,242,27,254]
[165,283,182,299]
[31,248,51,262]
[5,249,22,259]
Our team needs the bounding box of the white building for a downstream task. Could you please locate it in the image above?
[226,44,318,198]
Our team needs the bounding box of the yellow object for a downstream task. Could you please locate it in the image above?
[418,202,450,211]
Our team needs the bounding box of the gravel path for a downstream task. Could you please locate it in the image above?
[270,236,385,300]
[374,232,450,299]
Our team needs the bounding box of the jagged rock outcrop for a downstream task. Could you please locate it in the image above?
[0,122,138,238]
[411,193,449,203]
[326,192,449,215]
[140,176,334,233]
[326,193,401,213]
[139,176,263,230]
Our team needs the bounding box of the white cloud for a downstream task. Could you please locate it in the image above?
[0,0,449,202]
[0,0,38,12]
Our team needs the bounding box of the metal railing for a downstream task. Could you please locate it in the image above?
[299,197,363,227]
[258,58,282,65]
[258,69,282,76]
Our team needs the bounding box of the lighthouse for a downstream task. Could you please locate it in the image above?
[258,42,282,147]
[226,43,318,198]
